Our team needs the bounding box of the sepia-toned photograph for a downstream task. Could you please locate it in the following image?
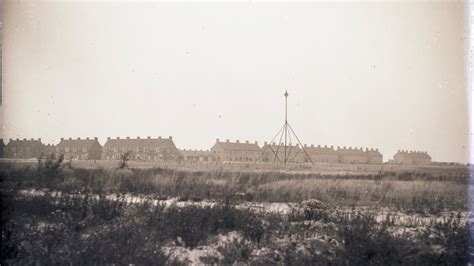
[1,1,473,264]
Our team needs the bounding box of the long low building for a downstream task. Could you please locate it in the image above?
[102,136,180,161]
[4,138,45,159]
[0,136,418,165]
[391,150,431,165]
[211,139,261,163]
[180,149,215,163]
[54,137,102,160]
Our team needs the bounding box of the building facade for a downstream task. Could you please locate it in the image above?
[260,142,303,163]
[211,139,261,162]
[55,137,103,160]
[102,136,180,161]
[4,138,45,159]
[0,139,5,158]
[336,146,368,164]
[392,150,431,165]
[180,149,215,163]
[303,144,338,163]
[366,148,383,164]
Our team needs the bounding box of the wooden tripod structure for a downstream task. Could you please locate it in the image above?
[257,91,314,166]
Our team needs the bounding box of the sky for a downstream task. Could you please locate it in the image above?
[2,1,471,163]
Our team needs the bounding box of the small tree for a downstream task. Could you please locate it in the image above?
[118,151,130,169]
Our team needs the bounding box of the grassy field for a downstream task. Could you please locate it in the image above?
[1,158,470,264]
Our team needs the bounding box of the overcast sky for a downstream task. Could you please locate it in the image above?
[2,1,470,163]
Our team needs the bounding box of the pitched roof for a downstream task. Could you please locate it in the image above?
[366,149,382,157]
[103,137,177,149]
[57,138,100,149]
[394,150,431,159]
[6,139,43,149]
[261,144,302,156]
[337,147,366,155]
[304,145,336,154]
[214,140,261,151]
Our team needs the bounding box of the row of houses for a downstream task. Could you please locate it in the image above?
[0,137,432,165]
[210,139,384,164]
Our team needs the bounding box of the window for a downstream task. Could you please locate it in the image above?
[83,147,87,152]
[144,148,148,152]
[65,147,69,152]
[103,148,107,152]
[135,147,139,152]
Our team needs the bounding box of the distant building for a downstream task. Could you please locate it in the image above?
[102,136,180,161]
[303,144,338,163]
[0,139,5,158]
[366,148,383,164]
[56,137,102,160]
[180,149,215,163]
[43,144,57,157]
[337,146,368,164]
[392,150,431,165]
[4,138,44,159]
[211,139,261,163]
[260,142,303,163]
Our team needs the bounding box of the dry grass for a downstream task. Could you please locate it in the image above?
[0,159,468,213]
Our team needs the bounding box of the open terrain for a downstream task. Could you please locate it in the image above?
[1,158,471,264]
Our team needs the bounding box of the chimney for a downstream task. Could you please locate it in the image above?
[226,139,229,143]
[236,140,239,143]
[169,136,172,140]
[61,138,64,141]
[77,137,80,140]
[69,137,72,140]
[296,144,299,147]
[117,137,120,139]
[16,138,19,141]
[254,141,258,145]
[86,137,89,140]
[317,144,320,148]
[147,136,151,139]
[158,136,162,139]
[272,142,276,145]
[324,145,327,148]
[337,146,340,149]
[330,145,333,149]
[304,144,307,147]
[216,138,220,143]
[137,136,140,139]
[30,138,34,141]
[38,138,41,142]
[245,140,249,144]
[23,138,26,141]
[94,137,98,140]
[264,141,267,145]
[311,144,314,147]
[107,137,111,140]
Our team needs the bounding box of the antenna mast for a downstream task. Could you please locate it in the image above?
[258,90,314,166]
